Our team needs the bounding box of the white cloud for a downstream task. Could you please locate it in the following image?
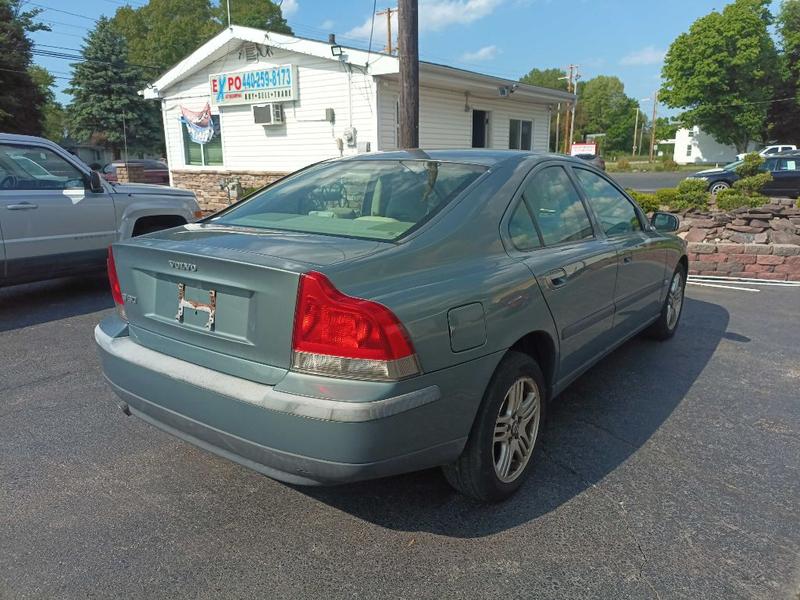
[319,19,334,30]
[345,0,502,43]
[461,45,499,61]
[280,0,299,17]
[620,46,666,66]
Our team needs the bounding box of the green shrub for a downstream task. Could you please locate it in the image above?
[616,158,630,170]
[715,188,764,211]
[627,189,659,213]
[733,172,771,196]
[661,158,679,171]
[672,178,710,210]
[736,152,765,178]
[655,187,679,209]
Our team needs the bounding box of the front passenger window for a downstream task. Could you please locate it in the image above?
[522,166,594,246]
[0,143,85,191]
[574,169,642,236]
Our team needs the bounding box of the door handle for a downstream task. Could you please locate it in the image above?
[544,268,568,289]
[6,202,38,210]
[622,255,633,264]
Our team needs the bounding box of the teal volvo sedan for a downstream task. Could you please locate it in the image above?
[96,150,687,502]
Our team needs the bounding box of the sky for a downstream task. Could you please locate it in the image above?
[29,0,760,114]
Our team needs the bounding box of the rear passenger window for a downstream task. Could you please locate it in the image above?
[522,166,594,245]
[574,169,642,236]
[508,201,541,251]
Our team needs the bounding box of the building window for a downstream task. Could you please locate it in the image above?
[688,129,694,138]
[184,114,223,166]
[686,144,692,157]
[509,119,532,150]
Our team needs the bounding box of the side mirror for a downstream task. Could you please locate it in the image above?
[650,211,680,233]
[87,170,104,193]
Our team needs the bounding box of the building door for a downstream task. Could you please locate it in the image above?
[472,110,489,148]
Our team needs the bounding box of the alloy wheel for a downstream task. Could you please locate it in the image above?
[666,270,684,330]
[493,376,541,483]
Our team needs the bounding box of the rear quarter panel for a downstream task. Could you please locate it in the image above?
[320,158,560,382]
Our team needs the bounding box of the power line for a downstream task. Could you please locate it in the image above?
[365,0,378,66]
[27,2,99,22]
[0,66,71,80]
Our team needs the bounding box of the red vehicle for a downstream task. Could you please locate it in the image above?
[101,159,170,185]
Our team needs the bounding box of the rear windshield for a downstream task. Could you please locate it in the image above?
[210,159,487,241]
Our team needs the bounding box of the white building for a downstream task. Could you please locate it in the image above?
[143,26,574,210]
[672,126,756,165]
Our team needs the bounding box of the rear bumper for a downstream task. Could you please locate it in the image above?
[95,317,494,485]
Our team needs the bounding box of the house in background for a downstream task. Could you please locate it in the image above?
[672,126,756,165]
[142,26,574,210]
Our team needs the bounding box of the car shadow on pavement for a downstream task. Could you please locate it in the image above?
[299,297,730,538]
[0,274,113,332]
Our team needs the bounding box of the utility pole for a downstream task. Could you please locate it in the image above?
[569,68,579,153]
[648,90,659,162]
[398,0,419,148]
[632,107,639,156]
[559,64,579,153]
[554,103,560,153]
[376,7,397,54]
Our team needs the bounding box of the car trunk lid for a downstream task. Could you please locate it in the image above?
[112,225,385,384]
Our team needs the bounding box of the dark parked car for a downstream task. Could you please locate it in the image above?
[96,150,686,502]
[573,153,606,171]
[689,153,800,197]
[102,159,170,185]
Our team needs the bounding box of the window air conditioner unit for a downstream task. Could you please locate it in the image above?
[253,103,284,126]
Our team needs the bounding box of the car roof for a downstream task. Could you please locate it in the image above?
[338,149,579,168]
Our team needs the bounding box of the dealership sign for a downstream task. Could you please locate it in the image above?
[570,143,597,156]
[209,65,297,106]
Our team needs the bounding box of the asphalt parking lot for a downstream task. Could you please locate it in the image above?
[1,276,798,599]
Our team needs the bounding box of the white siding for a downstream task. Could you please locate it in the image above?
[160,47,378,173]
[377,79,551,152]
[672,126,757,165]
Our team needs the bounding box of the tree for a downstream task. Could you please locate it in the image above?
[111,0,292,76]
[770,0,800,142]
[654,116,682,141]
[67,17,161,158]
[573,76,638,153]
[519,67,567,91]
[0,0,48,135]
[29,66,66,141]
[660,0,778,152]
[217,0,293,32]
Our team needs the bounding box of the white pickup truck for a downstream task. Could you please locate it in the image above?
[0,134,201,287]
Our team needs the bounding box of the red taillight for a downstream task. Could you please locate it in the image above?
[107,246,127,321]
[291,271,420,381]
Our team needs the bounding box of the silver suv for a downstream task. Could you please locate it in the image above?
[0,134,201,287]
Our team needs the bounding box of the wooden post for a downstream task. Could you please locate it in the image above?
[649,90,659,162]
[398,0,419,148]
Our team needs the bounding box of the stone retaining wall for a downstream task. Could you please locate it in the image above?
[171,169,288,213]
[687,242,800,281]
[679,200,800,245]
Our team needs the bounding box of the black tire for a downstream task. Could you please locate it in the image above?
[442,351,546,502]
[646,264,686,341]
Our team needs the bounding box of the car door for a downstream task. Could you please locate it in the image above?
[0,142,116,281]
[572,167,666,339]
[765,157,800,196]
[508,164,618,381]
